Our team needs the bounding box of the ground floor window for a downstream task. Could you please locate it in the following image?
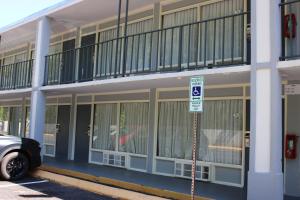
[25,107,30,138]
[0,107,9,135]
[9,107,22,137]
[118,102,149,155]
[92,102,149,155]
[92,103,117,151]
[157,99,243,165]
[44,105,58,156]
[0,106,22,136]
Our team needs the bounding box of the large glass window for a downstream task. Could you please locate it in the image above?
[199,99,243,165]
[92,102,149,155]
[157,101,193,159]
[92,103,117,151]
[157,100,243,165]
[25,107,30,138]
[9,107,22,137]
[126,19,154,71]
[0,107,9,135]
[119,102,149,155]
[3,55,15,65]
[14,53,27,63]
[161,0,245,67]
[3,52,27,65]
[97,28,121,77]
[96,19,154,77]
[200,0,244,62]
[46,43,62,84]
[44,105,58,156]
[161,8,198,66]
[0,106,26,137]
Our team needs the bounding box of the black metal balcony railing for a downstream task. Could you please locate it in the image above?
[280,0,300,60]
[44,12,249,86]
[0,60,33,90]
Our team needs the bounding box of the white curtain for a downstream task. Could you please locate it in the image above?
[92,103,117,151]
[161,8,198,67]
[3,55,15,65]
[25,107,30,138]
[97,28,121,77]
[97,19,154,76]
[49,43,62,54]
[157,102,193,159]
[14,53,27,63]
[157,100,243,165]
[198,99,243,165]
[200,0,244,63]
[0,64,14,89]
[0,107,9,135]
[2,52,27,65]
[126,19,154,72]
[14,54,31,88]
[9,107,22,137]
[161,0,245,67]
[118,102,149,155]
[2,54,19,89]
[47,43,62,83]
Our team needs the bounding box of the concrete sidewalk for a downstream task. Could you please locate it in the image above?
[39,157,246,200]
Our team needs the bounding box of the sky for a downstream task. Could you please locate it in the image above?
[0,0,65,28]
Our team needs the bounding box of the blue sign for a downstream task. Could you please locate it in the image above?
[192,86,201,97]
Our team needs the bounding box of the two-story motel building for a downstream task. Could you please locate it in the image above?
[0,0,299,199]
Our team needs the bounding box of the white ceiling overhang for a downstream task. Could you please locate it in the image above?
[0,0,160,52]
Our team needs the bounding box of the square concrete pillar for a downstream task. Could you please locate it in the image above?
[248,0,284,199]
[29,17,51,155]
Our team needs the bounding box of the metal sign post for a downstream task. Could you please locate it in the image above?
[189,76,204,200]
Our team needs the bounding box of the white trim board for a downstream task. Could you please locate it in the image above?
[278,60,300,69]
[0,88,32,96]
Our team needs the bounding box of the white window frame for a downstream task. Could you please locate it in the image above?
[0,104,24,137]
[159,0,248,70]
[153,84,247,187]
[87,93,150,172]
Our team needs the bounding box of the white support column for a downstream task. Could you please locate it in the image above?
[29,17,51,155]
[248,0,283,199]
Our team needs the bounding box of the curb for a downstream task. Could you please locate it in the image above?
[31,170,167,200]
[33,165,212,200]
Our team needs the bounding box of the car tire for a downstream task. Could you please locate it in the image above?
[0,152,29,181]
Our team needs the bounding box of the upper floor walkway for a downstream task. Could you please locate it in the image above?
[0,59,33,90]
[44,11,250,86]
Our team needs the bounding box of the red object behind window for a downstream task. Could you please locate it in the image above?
[284,14,297,39]
[285,134,297,159]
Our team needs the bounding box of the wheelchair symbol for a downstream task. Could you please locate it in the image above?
[192,86,201,97]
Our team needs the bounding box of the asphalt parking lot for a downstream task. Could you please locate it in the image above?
[0,176,116,200]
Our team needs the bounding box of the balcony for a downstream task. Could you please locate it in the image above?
[0,59,33,90]
[44,12,249,86]
[280,0,300,60]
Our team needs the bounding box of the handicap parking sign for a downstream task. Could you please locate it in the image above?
[189,77,204,112]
